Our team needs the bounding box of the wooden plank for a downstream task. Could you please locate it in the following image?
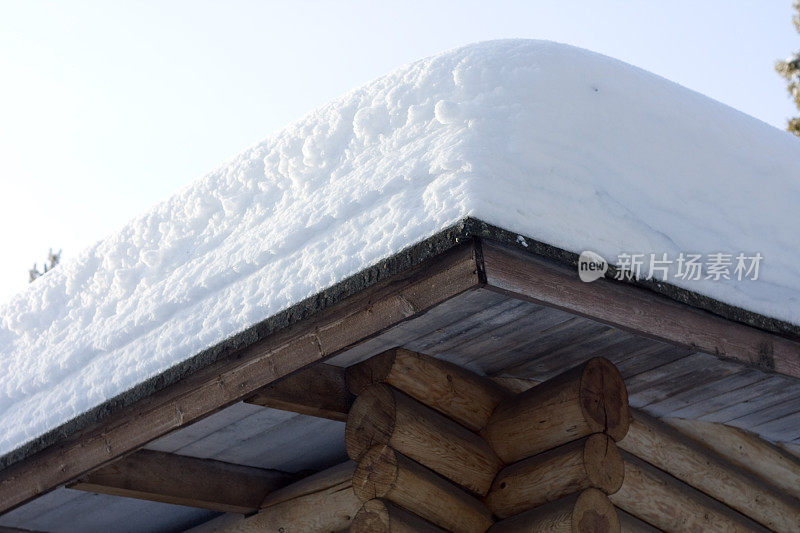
[665,374,775,420]
[407,296,529,353]
[497,320,616,377]
[694,376,800,422]
[611,452,768,533]
[346,348,509,431]
[618,409,800,532]
[643,368,766,418]
[244,363,352,421]
[326,288,507,368]
[0,243,482,515]
[727,396,800,431]
[352,445,493,533]
[663,417,800,501]
[481,241,800,379]
[67,449,290,514]
[749,410,800,442]
[625,352,738,408]
[449,307,576,368]
[612,344,693,380]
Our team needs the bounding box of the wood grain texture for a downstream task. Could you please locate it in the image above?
[345,384,501,495]
[245,363,352,421]
[351,499,447,533]
[0,243,481,514]
[619,410,800,532]
[488,488,620,533]
[610,452,768,533]
[662,417,800,501]
[214,461,358,532]
[483,358,630,463]
[67,449,290,514]
[481,241,800,379]
[616,509,661,533]
[346,348,509,432]
[487,434,624,519]
[352,445,493,533]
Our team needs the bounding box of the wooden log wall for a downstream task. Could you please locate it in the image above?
[345,350,629,533]
[212,347,800,533]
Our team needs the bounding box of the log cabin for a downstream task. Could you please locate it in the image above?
[1,40,799,532]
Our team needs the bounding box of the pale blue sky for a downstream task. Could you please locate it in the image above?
[0,1,797,303]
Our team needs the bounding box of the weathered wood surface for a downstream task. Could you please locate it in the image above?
[245,363,352,421]
[618,410,800,532]
[610,452,768,533]
[346,384,501,495]
[481,241,800,379]
[352,445,493,533]
[625,352,743,409]
[351,499,447,533]
[487,434,624,519]
[346,348,509,431]
[214,461,359,532]
[616,509,660,533]
[664,417,800,501]
[483,357,630,463]
[488,488,619,533]
[0,243,481,515]
[67,449,290,514]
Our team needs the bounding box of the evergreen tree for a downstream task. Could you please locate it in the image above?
[29,248,61,283]
[776,1,800,136]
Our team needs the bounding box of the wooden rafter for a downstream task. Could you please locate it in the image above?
[67,450,291,514]
[245,363,353,421]
[0,243,481,515]
[481,241,800,379]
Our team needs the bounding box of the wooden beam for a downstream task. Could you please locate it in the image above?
[345,384,502,495]
[486,434,624,519]
[207,461,359,532]
[610,451,768,533]
[482,357,630,463]
[245,363,352,421]
[481,240,800,379]
[346,348,509,432]
[352,445,493,533]
[488,488,620,533]
[351,499,447,533]
[663,417,800,501]
[0,243,481,514]
[67,449,290,514]
[618,409,800,532]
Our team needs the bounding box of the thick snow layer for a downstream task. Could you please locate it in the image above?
[1,40,799,457]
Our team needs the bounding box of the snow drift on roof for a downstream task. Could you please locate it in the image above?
[1,39,799,458]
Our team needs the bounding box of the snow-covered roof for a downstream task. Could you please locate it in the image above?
[2,39,799,461]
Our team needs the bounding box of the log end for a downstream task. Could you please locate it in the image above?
[346,384,397,461]
[579,358,630,442]
[584,434,625,495]
[573,488,620,533]
[351,499,447,533]
[351,499,393,533]
[352,445,400,502]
